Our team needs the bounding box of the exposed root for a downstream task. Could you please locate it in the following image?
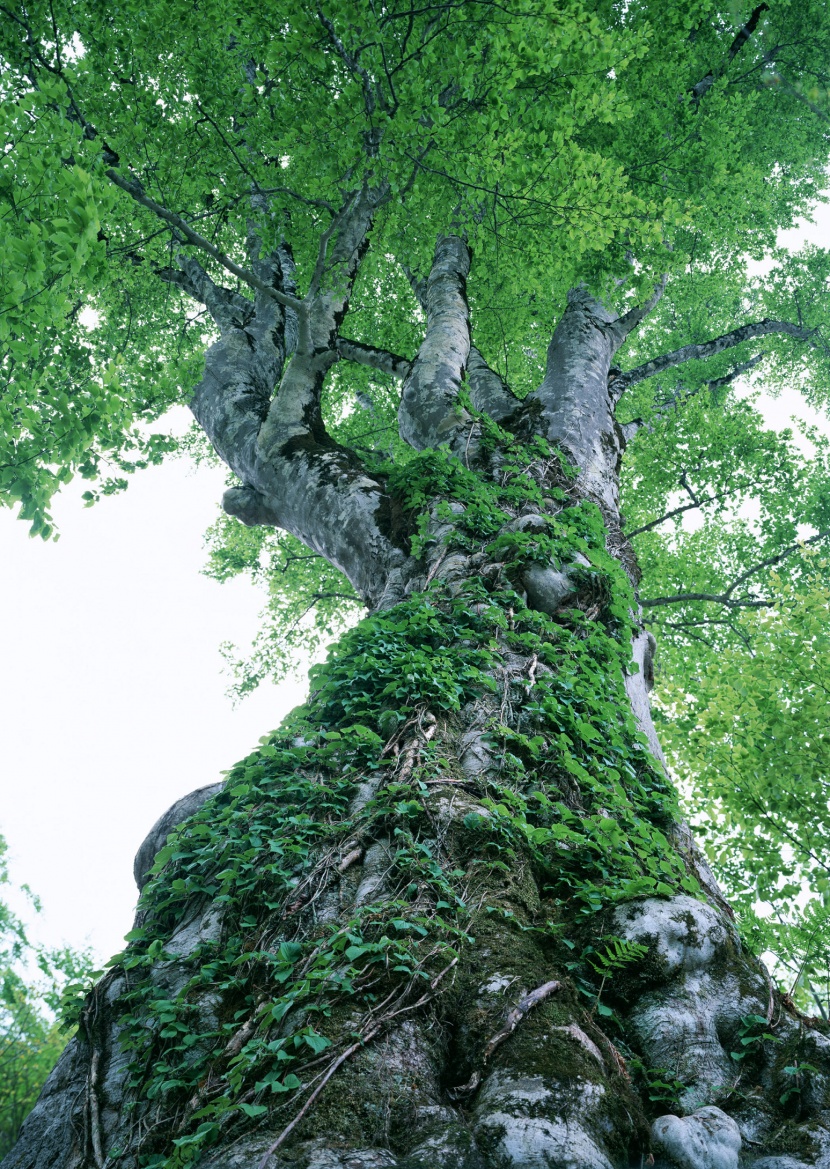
[449,978,562,1099]
[337,845,365,874]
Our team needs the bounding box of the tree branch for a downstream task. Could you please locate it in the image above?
[640,529,830,610]
[466,345,521,423]
[611,274,668,342]
[615,318,815,395]
[184,185,405,608]
[402,262,428,310]
[398,235,472,451]
[619,354,764,442]
[642,592,772,610]
[336,337,412,379]
[258,185,337,213]
[105,168,305,314]
[159,257,255,332]
[691,3,770,100]
[766,68,830,121]
[318,9,391,118]
[526,286,627,516]
[259,183,388,448]
[647,615,754,652]
[626,475,760,537]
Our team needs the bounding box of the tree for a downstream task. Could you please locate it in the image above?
[4,1,830,1166]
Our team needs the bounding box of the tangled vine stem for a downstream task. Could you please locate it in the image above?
[254,1026,384,1169]
[256,956,459,1169]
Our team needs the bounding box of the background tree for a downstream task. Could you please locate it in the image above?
[4,1,830,1167]
[0,836,93,1161]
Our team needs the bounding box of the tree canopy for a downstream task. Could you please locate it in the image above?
[5,0,830,1019]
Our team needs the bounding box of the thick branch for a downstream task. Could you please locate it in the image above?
[641,529,830,610]
[402,263,428,310]
[175,177,384,495]
[248,240,300,359]
[336,337,412,379]
[611,275,668,343]
[691,3,770,99]
[466,346,521,423]
[398,235,472,451]
[171,257,256,333]
[259,184,388,451]
[526,287,626,515]
[184,186,405,607]
[616,321,818,395]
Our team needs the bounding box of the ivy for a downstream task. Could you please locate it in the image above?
[84,439,700,1167]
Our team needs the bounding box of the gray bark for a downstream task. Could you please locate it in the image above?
[186,185,409,610]
[133,783,223,892]
[398,235,472,452]
[335,338,412,380]
[466,347,521,424]
[526,288,631,516]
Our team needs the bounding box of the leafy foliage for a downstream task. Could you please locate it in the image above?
[0,835,94,1159]
[659,570,830,1013]
[3,0,830,531]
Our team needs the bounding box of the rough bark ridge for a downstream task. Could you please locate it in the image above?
[7,233,830,1169]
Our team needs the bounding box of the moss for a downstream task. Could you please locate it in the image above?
[761,1118,822,1161]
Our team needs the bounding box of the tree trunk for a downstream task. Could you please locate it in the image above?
[6,268,830,1169]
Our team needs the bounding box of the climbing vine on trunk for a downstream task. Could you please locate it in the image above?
[73,434,704,1168]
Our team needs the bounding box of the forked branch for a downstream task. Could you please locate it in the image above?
[106,169,305,314]
[626,473,762,538]
[611,275,668,341]
[615,320,819,395]
[641,529,830,610]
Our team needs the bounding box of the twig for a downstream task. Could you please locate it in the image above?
[641,529,830,610]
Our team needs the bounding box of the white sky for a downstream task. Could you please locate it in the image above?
[2,204,830,966]
[0,414,306,961]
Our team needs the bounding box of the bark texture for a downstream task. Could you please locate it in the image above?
[6,233,828,1169]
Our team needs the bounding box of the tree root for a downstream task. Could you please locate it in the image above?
[448,978,562,1099]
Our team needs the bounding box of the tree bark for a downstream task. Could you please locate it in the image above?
[6,245,829,1169]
